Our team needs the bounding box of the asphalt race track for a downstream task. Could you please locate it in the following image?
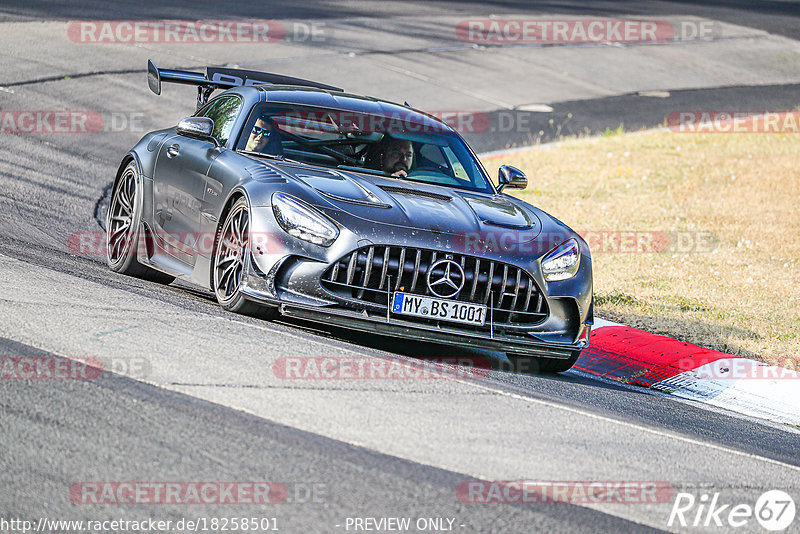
[1,2,799,533]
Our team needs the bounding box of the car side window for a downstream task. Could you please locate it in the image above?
[202,96,242,147]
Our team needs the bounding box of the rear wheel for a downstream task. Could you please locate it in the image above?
[506,350,581,374]
[212,197,277,319]
[106,161,175,284]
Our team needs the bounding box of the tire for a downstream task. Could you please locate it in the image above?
[106,161,175,285]
[506,350,581,374]
[212,196,277,319]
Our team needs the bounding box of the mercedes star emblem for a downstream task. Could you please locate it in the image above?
[426,259,465,298]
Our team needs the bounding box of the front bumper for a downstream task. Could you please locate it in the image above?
[241,206,593,359]
[276,302,588,359]
[241,255,591,359]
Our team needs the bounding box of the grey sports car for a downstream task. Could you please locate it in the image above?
[106,60,593,372]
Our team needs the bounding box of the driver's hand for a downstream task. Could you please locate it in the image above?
[390,170,407,178]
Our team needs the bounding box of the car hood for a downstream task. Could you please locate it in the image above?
[275,164,544,239]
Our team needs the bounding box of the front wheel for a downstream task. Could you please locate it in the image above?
[506,350,581,374]
[212,197,277,319]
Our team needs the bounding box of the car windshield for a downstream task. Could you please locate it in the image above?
[235,102,494,193]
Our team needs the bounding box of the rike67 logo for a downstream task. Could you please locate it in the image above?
[669,490,796,531]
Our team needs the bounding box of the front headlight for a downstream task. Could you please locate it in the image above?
[541,238,580,281]
[272,192,339,247]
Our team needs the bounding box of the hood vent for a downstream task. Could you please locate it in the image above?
[245,164,286,183]
[379,185,452,202]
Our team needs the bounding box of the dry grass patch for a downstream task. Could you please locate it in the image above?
[482,130,800,368]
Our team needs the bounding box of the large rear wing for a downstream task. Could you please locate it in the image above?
[147,60,343,108]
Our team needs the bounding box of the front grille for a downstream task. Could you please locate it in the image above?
[320,245,548,326]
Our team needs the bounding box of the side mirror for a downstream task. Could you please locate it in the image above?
[176,117,219,146]
[498,165,527,192]
[147,59,161,95]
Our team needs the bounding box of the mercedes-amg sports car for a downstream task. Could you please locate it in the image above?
[106,60,593,372]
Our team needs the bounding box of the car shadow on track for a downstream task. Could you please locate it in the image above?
[163,281,654,394]
[273,315,652,396]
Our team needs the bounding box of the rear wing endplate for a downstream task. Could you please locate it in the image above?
[147,59,343,108]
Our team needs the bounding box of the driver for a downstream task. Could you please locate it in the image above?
[244,116,282,155]
[380,138,414,178]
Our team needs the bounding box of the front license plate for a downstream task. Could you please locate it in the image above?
[391,292,486,326]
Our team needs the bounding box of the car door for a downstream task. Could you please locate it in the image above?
[152,95,242,266]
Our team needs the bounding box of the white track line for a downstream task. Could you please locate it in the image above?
[450,377,800,473]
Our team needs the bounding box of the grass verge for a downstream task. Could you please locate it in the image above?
[482,129,799,369]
